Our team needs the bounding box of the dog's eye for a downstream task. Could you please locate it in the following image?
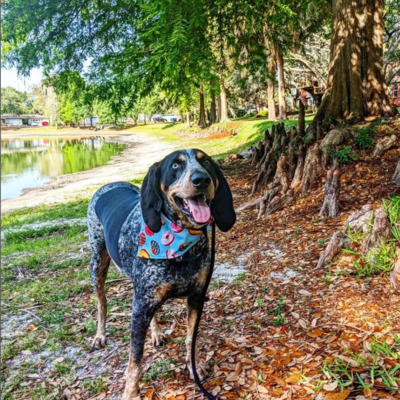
[204,159,210,165]
[172,163,180,169]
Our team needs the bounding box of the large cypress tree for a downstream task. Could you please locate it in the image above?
[314,0,397,125]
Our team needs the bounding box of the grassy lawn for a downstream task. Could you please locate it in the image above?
[126,116,313,159]
[1,200,132,399]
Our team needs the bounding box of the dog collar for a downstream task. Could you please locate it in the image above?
[137,215,212,259]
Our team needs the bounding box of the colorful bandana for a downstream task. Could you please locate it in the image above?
[138,215,212,259]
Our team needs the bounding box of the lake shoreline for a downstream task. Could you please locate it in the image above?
[1,131,179,214]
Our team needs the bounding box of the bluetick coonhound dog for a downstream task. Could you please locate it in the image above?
[87,149,236,399]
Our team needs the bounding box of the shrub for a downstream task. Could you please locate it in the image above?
[354,127,375,149]
[328,146,358,164]
[258,110,269,117]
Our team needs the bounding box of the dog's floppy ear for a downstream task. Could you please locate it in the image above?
[141,162,163,233]
[211,162,236,232]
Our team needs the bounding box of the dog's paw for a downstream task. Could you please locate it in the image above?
[151,328,165,347]
[91,334,107,349]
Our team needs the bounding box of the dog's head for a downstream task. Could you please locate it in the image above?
[141,149,236,232]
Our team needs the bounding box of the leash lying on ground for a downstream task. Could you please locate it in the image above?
[191,222,217,400]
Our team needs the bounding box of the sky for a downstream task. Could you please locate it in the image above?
[1,67,43,92]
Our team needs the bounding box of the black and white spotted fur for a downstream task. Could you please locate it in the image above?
[87,149,236,400]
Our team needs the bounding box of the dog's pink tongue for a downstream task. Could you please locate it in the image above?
[187,197,211,223]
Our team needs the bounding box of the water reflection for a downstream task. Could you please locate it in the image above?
[1,137,126,200]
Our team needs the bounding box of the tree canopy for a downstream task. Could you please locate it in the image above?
[2,0,398,125]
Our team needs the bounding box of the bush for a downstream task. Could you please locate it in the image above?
[354,126,375,149]
[327,146,358,164]
[258,110,269,117]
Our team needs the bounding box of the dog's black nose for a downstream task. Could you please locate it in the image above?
[191,172,211,189]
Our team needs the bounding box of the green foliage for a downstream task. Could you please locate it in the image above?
[327,146,358,165]
[322,336,400,392]
[382,196,400,242]
[342,196,400,278]
[354,125,376,149]
[258,110,269,117]
[1,87,30,115]
[269,295,286,325]
[143,359,176,381]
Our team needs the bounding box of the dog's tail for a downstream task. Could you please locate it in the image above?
[191,223,217,400]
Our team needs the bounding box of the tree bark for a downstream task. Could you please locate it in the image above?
[276,47,287,120]
[186,110,191,128]
[217,94,221,122]
[210,89,217,124]
[219,83,229,123]
[390,251,400,291]
[267,52,277,121]
[198,86,207,129]
[393,161,400,185]
[298,101,305,136]
[316,231,346,268]
[319,169,341,217]
[313,0,397,126]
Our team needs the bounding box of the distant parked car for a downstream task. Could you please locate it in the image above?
[151,114,168,123]
[162,114,182,123]
[42,121,49,126]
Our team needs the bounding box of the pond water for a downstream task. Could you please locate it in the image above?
[1,137,126,200]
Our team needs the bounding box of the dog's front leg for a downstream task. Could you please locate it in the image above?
[185,295,207,381]
[122,300,156,400]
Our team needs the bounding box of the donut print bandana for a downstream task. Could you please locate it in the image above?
[138,215,212,259]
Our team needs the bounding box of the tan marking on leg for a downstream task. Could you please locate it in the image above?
[196,266,209,286]
[154,283,173,302]
[92,249,110,349]
[150,317,165,347]
[122,351,141,400]
[185,307,206,380]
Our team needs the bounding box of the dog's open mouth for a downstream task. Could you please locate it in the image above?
[174,194,211,224]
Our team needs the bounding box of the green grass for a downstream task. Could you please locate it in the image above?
[1,198,90,229]
[142,358,177,382]
[322,336,400,392]
[341,195,400,277]
[126,117,313,160]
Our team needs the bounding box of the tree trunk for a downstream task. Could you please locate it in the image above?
[319,168,341,217]
[217,94,221,122]
[210,89,216,124]
[316,231,346,268]
[313,0,397,126]
[265,38,277,121]
[199,86,207,129]
[186,110,191,128]
[276,47,287,120]
[393,161,400,185]
[219,83,229,123]
[361,207,390,254]
[298,101,305,136]
[390,250,400,291]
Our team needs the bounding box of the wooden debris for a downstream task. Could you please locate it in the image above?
[316,231,346,268]
[345,204,373,234]
[393,161,400,184]
[390,250,400,291]
[373,134,398,157]
[361,207,390,254]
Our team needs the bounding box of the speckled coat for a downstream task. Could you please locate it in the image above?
[87,149,236,400]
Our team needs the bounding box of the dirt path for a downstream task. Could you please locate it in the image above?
[1,132,178,213]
